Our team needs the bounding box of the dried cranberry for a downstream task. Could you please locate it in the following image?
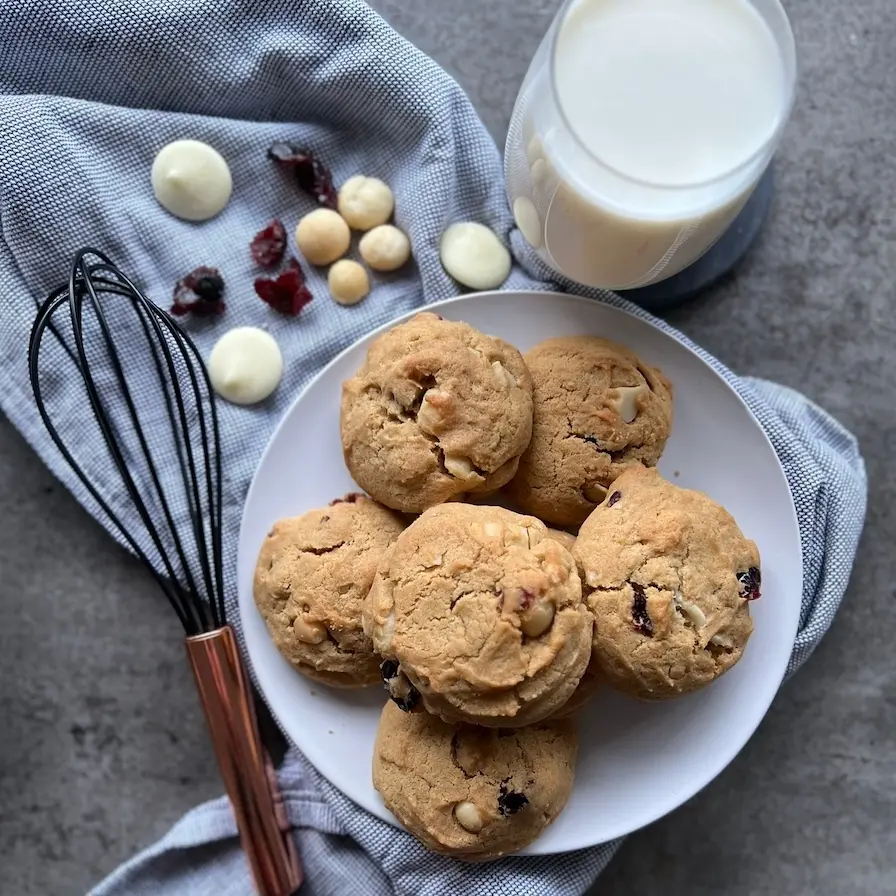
[170,266,225,317]
[380,660,399,681]
[631,583,653,636]
[267,142,338,209]
[607,491,622,507]
[380,661,422,711]
[250,219,287,268]
[737,567,762,601]
[329,492,364,506]
[498,781,529,816]
[254,257,313,316]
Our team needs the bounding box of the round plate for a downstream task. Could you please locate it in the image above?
[238,291,802,853]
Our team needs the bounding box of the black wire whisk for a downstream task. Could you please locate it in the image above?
[28,248,302,896]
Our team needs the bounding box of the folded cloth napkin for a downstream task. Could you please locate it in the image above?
[0,1,867,894]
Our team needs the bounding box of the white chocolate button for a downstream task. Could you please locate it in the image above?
[208,327,283,405]
[513,196,543,249]
[295,209,351,266]
[530,158,550,192]
[359,224,411,272]
[526,133,544,167]
[328,259,370,306]
[439,222,511,290]
[337,175,395,231]
[151,139,232,222]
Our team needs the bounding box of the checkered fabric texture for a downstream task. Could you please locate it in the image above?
[0,1,867,894]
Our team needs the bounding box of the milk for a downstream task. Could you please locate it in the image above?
[506,0,795,289]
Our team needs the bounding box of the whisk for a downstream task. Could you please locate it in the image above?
[27,248,302,896]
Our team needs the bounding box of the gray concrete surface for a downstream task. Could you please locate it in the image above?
[2,0,894,894]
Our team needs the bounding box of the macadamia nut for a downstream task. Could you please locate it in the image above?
[338,175,395,230]
[328,259,370,306]
[359,224,411,272]
[439,222,511,290]
[295,208,351,266]
[454,801,484,833]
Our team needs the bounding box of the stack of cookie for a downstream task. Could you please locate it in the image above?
[253,312,762,861]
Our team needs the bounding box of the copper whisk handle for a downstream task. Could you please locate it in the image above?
[186,627,302,896]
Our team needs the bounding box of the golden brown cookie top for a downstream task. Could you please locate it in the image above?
[364,503,592,726]
[372,700,578,860]
[340,313,534,513]
[573,467,760,699]
[253,494,405,688]
[505,335,673,527]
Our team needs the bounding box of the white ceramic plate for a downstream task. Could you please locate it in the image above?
[238,291,802,854]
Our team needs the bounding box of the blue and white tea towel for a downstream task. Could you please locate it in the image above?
[0,1,866,894]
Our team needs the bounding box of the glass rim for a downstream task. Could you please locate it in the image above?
[547,0,799,192]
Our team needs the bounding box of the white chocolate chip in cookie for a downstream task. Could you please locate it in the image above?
[416,389,450,433]
[673,591,707,629]
[454,801,484,833]
[607,384,650,424]
[293,616,327,645]
[491,360,517,388]
[371,608,396,652]
[439,222,511,291]
[520,598,555,638]
[503,524,532,550]
[444,454,481,483]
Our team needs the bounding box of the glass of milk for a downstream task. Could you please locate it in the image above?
[505,0,797,290]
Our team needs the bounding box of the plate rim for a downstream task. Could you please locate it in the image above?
[238,288,803,853]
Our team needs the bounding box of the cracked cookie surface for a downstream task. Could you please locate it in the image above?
[340,312,534,513]
[505,336,673,526]
[363,503,592,726]
[254,495,406,688]
[372,700,577,860]
[573,467,760,700]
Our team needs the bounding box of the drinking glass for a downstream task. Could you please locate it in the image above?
[505,0,797,290]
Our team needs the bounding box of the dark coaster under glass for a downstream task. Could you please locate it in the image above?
[617,165,775,313]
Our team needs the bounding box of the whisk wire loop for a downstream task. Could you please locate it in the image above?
[28,248,226,635]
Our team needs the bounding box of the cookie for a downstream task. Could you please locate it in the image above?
[365,504,592,726]
[340,312,534,513]
[546,528,576,551]
[550,660,603,718]
[254,494,406,688]
[505,336,673,527]
[372,700,577,860]
[573,467,760,699]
